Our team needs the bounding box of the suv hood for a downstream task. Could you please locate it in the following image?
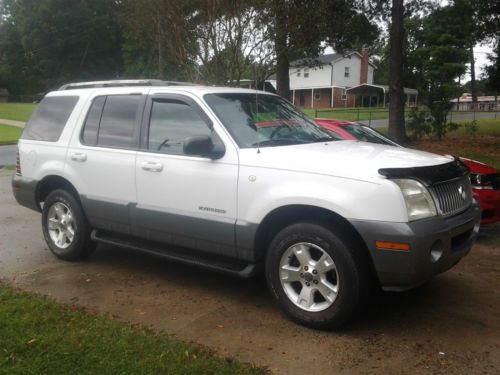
[238,140,453,182]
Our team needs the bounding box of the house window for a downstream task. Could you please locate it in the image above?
[297,69,301,77]
[344,66,350,78]
[341,88,347,101]
[314,92,321,101]
[304,68,309,78]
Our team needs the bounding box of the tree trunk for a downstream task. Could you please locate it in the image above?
[274,0,290,100]
[157,18,165,79]
[469,43,477,109]
[388,0,408,144]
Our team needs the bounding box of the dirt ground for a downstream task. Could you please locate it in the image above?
[1,169,499,374]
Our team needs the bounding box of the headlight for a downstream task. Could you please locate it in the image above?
[470,173,497,190]
[393,179,437,221]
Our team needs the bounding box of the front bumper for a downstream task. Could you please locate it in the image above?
[350,203,481,291]
[473,188,500,225]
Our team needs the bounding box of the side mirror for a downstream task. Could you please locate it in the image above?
[183,135,225,159]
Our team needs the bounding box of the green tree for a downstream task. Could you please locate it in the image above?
[0,0,124,95]
[195,0,273,85]
[361,0,436,144]
[413,1,470,139]
[457,0,500,105]
[484,43,500,104]
[118,0,198,81]
[387,0,406,143]
[266,0,377,99]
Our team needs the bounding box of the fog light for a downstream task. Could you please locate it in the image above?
[430,240,443,263]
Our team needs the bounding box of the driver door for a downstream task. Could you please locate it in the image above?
[132,94,239,258]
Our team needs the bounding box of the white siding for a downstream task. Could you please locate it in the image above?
[288,54,374,90]
[331,57,361,87]
[289,65,332,90]
[368,66,374,84]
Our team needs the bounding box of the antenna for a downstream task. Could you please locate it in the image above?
[255,88,261,154]
[254,70,261,154]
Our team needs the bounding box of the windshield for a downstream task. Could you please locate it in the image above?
[204,93,338,148]
[343,124,400,146]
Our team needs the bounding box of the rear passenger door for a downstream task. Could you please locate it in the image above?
[132,93,239,257]
[66,92,145,234]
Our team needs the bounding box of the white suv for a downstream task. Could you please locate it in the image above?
[13,80,480,329]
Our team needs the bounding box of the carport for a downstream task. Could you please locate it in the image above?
[346,83,418,107]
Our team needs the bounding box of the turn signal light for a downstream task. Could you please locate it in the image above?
[375,241,411,251]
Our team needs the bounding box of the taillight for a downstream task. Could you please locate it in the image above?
[15,150,22,176]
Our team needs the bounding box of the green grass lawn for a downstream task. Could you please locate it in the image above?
[303,107,390,121]
[454,118,500,136]
[339,118,500,168]
[0,124,23,145]
[0,103,36,122]
[0,284,266,375]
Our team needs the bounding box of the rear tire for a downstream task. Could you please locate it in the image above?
[265,222,367,329]
[42,189,96,261]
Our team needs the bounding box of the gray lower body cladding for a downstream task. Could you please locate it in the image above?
[80,195,258,262]
[350,203,481,291]
[12,175,40,212]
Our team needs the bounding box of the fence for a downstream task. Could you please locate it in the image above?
[312,108,500,127]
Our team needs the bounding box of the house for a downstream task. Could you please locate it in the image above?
[288,50,375,108]
[450,93,500,111]
[286,50,418,109]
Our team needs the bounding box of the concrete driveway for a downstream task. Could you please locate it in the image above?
[1,169,499,374]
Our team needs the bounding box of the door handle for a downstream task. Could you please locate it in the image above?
[141,161,163,172]
[70,152,87,162]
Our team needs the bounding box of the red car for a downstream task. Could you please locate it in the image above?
[315,118,500,225]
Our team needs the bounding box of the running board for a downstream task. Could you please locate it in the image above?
[91,230,257,278]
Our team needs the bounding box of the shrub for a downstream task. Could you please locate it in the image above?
[406,109,432,141]
[463,120,478,137]
[446,121,461,133]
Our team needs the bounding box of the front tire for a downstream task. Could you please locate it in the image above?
[42,189,96,261]
[265,222,366,329]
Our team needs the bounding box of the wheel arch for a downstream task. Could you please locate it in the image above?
[254,204,376,277]
[36,175,81,207]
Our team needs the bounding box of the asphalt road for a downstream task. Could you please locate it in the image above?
[0,169,499,374]
[360,111,498,129]
[0,145,16,167]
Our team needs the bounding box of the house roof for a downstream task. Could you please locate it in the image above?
[346,84,418,96]
[291,52,377,68]
[291,53,343,67]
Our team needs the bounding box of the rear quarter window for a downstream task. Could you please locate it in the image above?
[81,94,142,149]
[22,96,79,142]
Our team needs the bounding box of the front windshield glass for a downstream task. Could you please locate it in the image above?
[204,93,338,148]
[343,124,399,146]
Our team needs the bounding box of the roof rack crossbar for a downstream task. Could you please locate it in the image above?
[58,79,197,90]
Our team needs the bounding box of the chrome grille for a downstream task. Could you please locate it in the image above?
[430,177,473,217]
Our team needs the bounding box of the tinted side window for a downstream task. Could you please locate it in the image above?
[148,100,211,155]
[22,96,79,142]
[81,96,105,145]
[98,95,141,148]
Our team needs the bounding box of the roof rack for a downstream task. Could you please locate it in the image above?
[58,79,197,90]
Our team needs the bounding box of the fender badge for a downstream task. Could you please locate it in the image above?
[248,175,257,182]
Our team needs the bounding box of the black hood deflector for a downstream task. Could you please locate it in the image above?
[378,158,469,186]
